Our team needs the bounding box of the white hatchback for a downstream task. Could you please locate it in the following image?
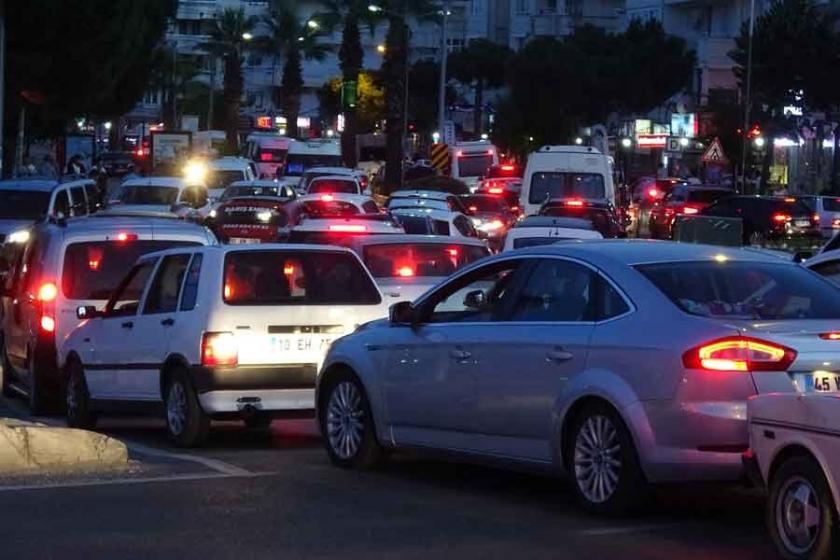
[60,244,388,447]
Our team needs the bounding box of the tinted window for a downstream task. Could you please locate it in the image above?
[810,260,840,286]
[207,170,247,190]
[144,254,191,314]
[508,259,597,322]
[70,186,87,216]
[688,190,732,204]
[105,261,157,317]
[362,201,379,214]
[397,216,432,234]
[463,197,507,213]
[637,261,840,319]
[454,215,477,237]
[180,254,203,311]
[84,184,100,212]
[457,154,493,177]
[119,186,179,205]
[54,189,70,217]
[539,207,610,236]
[823,198,840,212]
[301,200,361,217]
[288,230,391,246]
[529,172,606,203]
[0,190,51,219]
[223,250,380,305]
[223,185,286,199]
[309,179,357,194]
[62,240,198,300]
[363,243,488,278]
[770,199,812,216]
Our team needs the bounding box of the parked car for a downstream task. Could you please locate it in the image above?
[501,216,602,251]
[648,185,734,239]
[745,392,839,559]
[538,198,623,238]
[316,240,840,514]
[60,244,388,446]
[0,216,216,413]
[700,195,821,247]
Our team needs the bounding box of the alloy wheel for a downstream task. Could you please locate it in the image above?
[326,381,365,460]
[574,415,622,504]
[776,476,821,555]
[167,382,188,436]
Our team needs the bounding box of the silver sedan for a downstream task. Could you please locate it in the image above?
[316,240,840,514]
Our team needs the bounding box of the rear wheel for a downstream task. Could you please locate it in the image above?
[164,368,209,448]
[65,359,97,429]
[768,455,838,560]
[320,372,383,469]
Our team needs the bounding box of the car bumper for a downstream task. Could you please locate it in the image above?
[199,388,314,413]
[190,363,318,393]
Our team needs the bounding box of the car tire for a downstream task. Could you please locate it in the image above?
[243,414,273,430]
[28,355,56,416]
[164,368,209,448]
[0,336,14,398]
[320,371,383,469]
[768,455,838,560]
[65,359,98,430]
[567,402,648,515]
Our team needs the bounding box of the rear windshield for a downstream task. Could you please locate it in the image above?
[823,198,840,212]
[0,190,51,219]
[487,165,521,178]
[529,172,606,203]
[302,200,360,217]
[309,180,357,194]
[539,207,610,235]
[285,155,343,177]
[223,250,380,305]
[363,243,488,278]
[208,170,247,191]
[463,197,507,213]
[457,154,493,177]
[288,230,398,247]
[119,186,179,205]
[637,261,840,319]
[217,204,288,227]
[513,237,564,249]
[222,185,289,200]
[62,240,198,300]
[770,199,812,216]
[688,190,732,203]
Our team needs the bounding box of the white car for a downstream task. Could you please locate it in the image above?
[207,157,256,201]
[348,235,491,302]
[799,195,840,238]
[288,216,404,246]
[502,217,603,251]
[299,167,368,194]
[60,244,388,447]
[386,190,468,214]
[110,177,211,217]
[746,392,840,559]
[390,208,479,239]
[293,193,380,219]
[306,175,364,196]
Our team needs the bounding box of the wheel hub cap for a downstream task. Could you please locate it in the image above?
[326,382,364,460]
[777,477,821,554]
[167,382,187,436]
[573,415,622,504]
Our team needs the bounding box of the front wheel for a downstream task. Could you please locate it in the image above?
[65,359,98,429]
[164,368,209,448]
[768,456,838,560]
[567,402,648,515]
[320,372,383,469]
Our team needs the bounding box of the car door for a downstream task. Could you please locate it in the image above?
[466,258,597,462]
[380,258,531,451]
[84,259,158,400]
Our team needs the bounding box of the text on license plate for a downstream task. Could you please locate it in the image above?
[794,220,810,227]
[268,335,334,353]
[795,373,840,393]
[230,237,260,244]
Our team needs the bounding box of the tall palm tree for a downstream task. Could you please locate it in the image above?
[203,7,257,150]
[261,0,331,139]
[314,0,381,166]
[448,39,512,135]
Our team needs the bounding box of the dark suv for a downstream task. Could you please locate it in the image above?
[538,198,623,238]
[700,196,821,246]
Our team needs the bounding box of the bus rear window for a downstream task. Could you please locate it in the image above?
[223,250,381,305]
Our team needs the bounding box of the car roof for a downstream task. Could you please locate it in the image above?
[305,167,356,175]
[0,179,61,192]
[121,177,189,189]
[515,216,595,230]
[390,207,459,221]
[390,190,452,200]
[350,234,487,247]
[140,242,355,262]
[36,214,214,241]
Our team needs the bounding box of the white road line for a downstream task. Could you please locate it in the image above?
[0,471,279,493]
[579,523,689,537]
[120,439,255,477]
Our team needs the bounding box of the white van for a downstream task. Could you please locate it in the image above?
[245,133,292,179]
[519,145,615,217]
[450,141,499,190]
[283,140,343,180]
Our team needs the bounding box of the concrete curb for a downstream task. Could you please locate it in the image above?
[0,419,128,474]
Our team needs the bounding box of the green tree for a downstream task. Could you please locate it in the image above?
[260,0,331,139]
[203,7,258,150]
[318,72,386,132]
[447,39,512,135]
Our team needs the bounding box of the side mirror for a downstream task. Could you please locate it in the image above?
[463,289,486,310]
[76,305,99,320]
[389,301,414,325]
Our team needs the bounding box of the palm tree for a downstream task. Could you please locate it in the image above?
[314,0,381,166]
[202,7,257,150]
[448,39,512,135]
[261,0,331,139]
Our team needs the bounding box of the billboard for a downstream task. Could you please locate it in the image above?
[150,131,192,172]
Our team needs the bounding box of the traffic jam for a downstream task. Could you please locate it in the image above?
[2,138,840,559]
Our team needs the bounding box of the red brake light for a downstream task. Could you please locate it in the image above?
[40,315,55,333]
[38,282,58,302]
[115,232,138,242]
[320,194,335,202]
[648,188,660,199]
[447,247,460,257]
[682,206,699,215]
[259,153,273,162]
[819,332,840,340]
[501,164,515,171]
[329,224,366,232]
[469,205,478,212]
[565,199,585,207]
[201,332,238,367]
[683,337,796,372]
[772,213,791,223]
[396,266,415,277]
[488,188,503,194]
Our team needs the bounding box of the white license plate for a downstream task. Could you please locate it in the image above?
[230,237,260,244]
[794,373,840,393]
[794,220,810,227]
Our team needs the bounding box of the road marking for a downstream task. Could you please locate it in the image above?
[0,470,279,493]
[121,439,254,476]
[579,523,688,536]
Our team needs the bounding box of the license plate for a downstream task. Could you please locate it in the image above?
[794,220,810,227]
[229,237,260,244]
[793,372,840,393]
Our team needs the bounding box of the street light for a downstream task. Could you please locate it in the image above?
[242,32,253,41]
[307,19,319,29]
[574,137,583,145]
[376,44,386,54]
[368,4,382,12]
[754,136,766,149]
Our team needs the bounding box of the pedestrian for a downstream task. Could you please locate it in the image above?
[40,154,58,178]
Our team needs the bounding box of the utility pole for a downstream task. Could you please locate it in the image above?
[739,0,756,193]
[208,56,215,130]
[437,2,449,141]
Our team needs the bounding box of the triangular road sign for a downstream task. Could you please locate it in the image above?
[702,137,728,163]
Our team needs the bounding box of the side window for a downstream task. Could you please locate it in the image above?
[179,254,203,311]
[811,260,840,286]
[362,201,379,214]
[180,187,195,205]
[84,184,99,213]
[420,259,528,324]
[454,215,477,237]
[143,254,191,314]
[70,186,88,216]
[593,275,630,320]
[105,260,157,317]
[194,188,208,207]
[432,219,450,235]
[18,238,42,295]
[508,259,598,322]
[53,190,70,218]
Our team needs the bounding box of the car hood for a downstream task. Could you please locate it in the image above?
[0,219,36,237]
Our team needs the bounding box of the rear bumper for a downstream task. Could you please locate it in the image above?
[190,364,317,393]
[199,388,314,413]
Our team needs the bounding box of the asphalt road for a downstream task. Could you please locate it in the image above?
[0,395,776,560]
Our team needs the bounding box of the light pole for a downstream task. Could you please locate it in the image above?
[437,2,450,143]
[739,0,756,193]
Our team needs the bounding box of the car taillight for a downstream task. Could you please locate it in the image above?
[683,336,796,372]
[37,282,58,302]
[201,332,238,367]
[648,188,660,199]
[813,213,820,223]
[40,315,55,333]
[501,164,515,171]
[488,188,503,194]
[772,213,791,223]
[447,247,460,257]
[682,206,699,215]
[833,218,840,229]
[565,199,585,207]
[329,224,366,232]
[320,194,335,202]
[396,266,414,277]
[469,205,478,213]
[259,153,273,162]
[819,332,840,340]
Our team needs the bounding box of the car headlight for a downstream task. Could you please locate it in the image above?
[209,209,217,218]
[183,159,208,184]
[257,211,273,223]
[8,229,30,244]
[477,219,504,232]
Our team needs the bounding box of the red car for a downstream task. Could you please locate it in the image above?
[648,185,734,239]
[213,197,289,244]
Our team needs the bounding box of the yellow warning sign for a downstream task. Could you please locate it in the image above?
[430,143,450,174]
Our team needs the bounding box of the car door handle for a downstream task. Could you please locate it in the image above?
[121,321,133,329]
[450,348,471,361]
[161,318,175,326]
[546,349,574,363]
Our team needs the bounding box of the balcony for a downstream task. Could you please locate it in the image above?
[532,12,623,36]
[176,1,218,19]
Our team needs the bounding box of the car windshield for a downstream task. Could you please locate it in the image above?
[284,154,343,177]
[302,200,360,217]
[688,190,732,203]
[62,240,198,300]
[457,154,493,177]
[208,170,247,191]
[637,261,840,319]
[222,185,285,199]
[823,197,840,212]
[119,186,179,205]
[223,250,380,305]
[529,172,606,203]
[487,165,521,178]
[217,204,288,226]
[309,180,357,194]
[462,197,507,213]
[0,190,51,219]
[363,243,488,278]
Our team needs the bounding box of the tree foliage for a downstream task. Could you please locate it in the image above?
[448,39,513,134]
[318,72,386,131]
